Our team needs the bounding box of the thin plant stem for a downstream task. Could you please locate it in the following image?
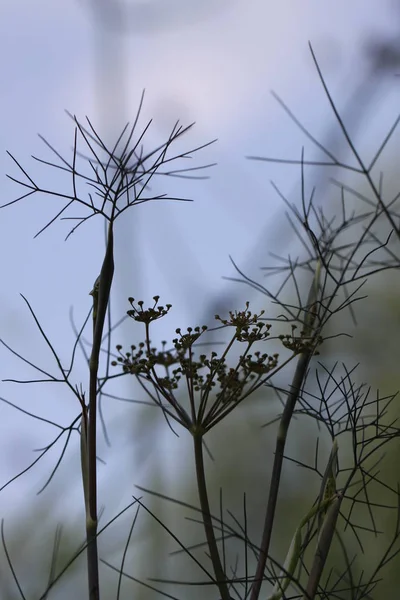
[251,264,321,600]
[303,491,343,599]
[193,431,230,600]
[250,350,313,600]
[86,221,115,600]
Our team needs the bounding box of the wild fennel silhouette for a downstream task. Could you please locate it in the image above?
[1,49,400,600]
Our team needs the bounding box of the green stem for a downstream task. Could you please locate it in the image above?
[193,432,230,600]
[303,492,343,600]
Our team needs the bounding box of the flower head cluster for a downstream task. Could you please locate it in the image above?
[279,324,323,355]
[215,302,271,342]
[127,296,172,324]
[173,326,208,351]
[112,299,282,419]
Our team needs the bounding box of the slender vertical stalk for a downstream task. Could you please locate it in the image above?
[250,351,312,600]
[303,492,343,599]
[86,221,115,600]
[251,264,321,600]
[193,432,231,600]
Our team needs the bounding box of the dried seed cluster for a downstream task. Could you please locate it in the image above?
[279,324,323,355]
[111,299,284,406]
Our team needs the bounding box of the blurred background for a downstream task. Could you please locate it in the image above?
[1,0,400,598]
